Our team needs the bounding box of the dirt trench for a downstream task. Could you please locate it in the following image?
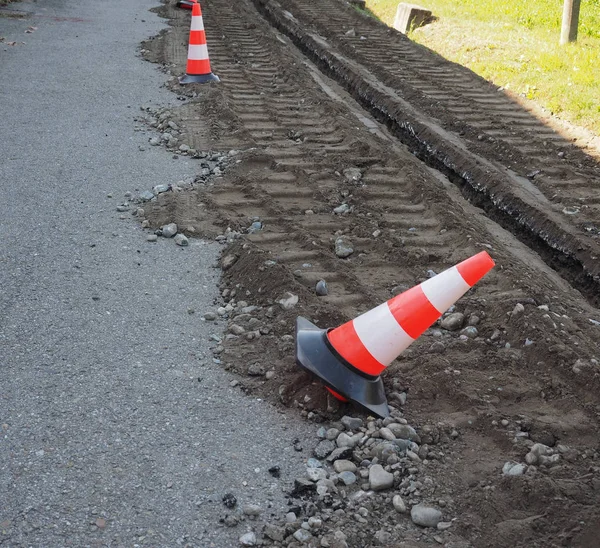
[139,0,600,546]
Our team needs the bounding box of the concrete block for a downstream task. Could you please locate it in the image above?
[393,3,433,34]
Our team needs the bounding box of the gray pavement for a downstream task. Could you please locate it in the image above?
[0,1,312,546]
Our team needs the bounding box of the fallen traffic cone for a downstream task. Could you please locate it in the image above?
[179,0,219,85]
[296,251,495,417]
[177,0,194,9]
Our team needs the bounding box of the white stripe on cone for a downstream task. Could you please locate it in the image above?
[353,302,414,366]
[421,266,470,313]
[188,44,209,60]
[191,16,205,31]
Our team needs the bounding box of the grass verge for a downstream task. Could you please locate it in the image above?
[365,0,600,135]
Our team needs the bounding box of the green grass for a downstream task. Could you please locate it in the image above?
[365,0,600,134]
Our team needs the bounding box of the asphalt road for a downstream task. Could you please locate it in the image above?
[0,1,312,545]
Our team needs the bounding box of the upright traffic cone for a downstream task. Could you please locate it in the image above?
[179,0,219,85]
[178,0,194,9]
[296,251,495,417]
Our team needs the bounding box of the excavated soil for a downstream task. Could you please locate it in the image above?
[139,0,600,546]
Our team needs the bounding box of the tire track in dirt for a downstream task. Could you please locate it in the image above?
[249,0,600,307]
[141,1,600,545]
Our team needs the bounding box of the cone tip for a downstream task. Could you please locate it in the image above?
[457,251,495,287]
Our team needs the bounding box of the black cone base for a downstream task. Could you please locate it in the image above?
[295,317,389,418]
[179,72,220,85]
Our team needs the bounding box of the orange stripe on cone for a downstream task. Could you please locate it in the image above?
[456,251,496,286]
[388,285,441,339]
[328,321,384,377]
[187,59,212,74]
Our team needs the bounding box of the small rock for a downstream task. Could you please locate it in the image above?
[333,460,357,474]
[307,458,322,468]
[502,461,526,476]
[248,221,262,233]
[146,234,158,242]
[379,427,396,441]
[460,326,478,339]
[368,464,394,491]
[538,454,561,466]
[326,428,340,440]
[393,391,407,406]
[314,440,336,459]
[141,220,150,228]
[174,233,188,246]
[116,204,129,212]
[336,432,360,448]
[338,471,357,485]
[440,312,465,331]
[308,516,322,530]
[279,292,299,310]
[333,203,351,215]
[467,314,481,326]
[268,465,281,478]
[242,504,262,517]
[392,494,407,513]
[525,443,552,464]
[222,254,238,270]
[341,416,363,431]
[327,447,353,462]
[153,184,170,194]
[293,529,312,543]
[375,530,392,544]
[139,190,155,201]
[316,280,328,296]
[248,364,264,376]
[264,524,285,542]
[343,167,362,183]
[292,478,316,496]
[387,423,420,443]
[335,237,354,258]
[239,532,257,546]
[229,324,245,335]
[307,467,327,482]
[149,137,160,146]
[203,312,217,321]
[161,223,178,238]
[512,303,525,317]
[286,512,298,523]
[223,515,239,527]
[223,493,237,508]
[410,504,443,528]
[429,341,445,354]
